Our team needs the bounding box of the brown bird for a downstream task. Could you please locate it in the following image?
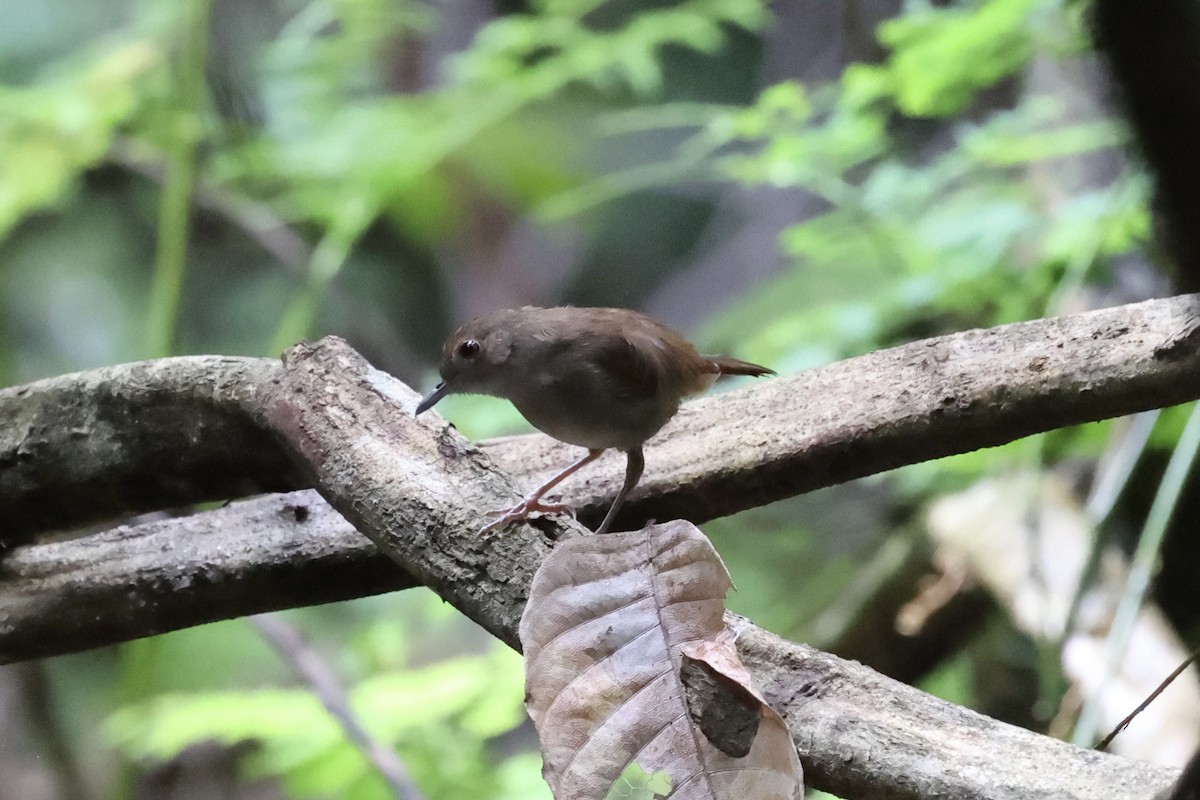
[415,306,774,534]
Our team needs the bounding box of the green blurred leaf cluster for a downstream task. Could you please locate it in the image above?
[882,0,1044,117]
[0,40,163,238]
[1,0,774,370]
[219,0,769,243]
[106,602,544,800]
[700,1,1142,383]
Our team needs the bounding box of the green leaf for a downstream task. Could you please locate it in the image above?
[0,41,162,237]
[604,762,673,800]
[106,649,528,800]
[881,0,1041,117]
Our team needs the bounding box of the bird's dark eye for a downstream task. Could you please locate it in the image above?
[457,339,481,359]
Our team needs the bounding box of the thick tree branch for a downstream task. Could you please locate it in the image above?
[3,306,1195,797]
[504,288,1200,531]
[735,625,1176,799]
[250,336,1176,800]
[0,491,414,660]
[0,357,300,542]
[257,338,561,649]
[5,293,1200,546]
[5,294,1200,660]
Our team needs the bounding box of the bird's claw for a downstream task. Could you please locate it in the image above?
[479,499,576,533]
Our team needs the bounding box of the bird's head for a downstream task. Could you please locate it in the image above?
[414,309,525,415]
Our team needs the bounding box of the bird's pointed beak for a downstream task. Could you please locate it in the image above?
[415,381,450,416]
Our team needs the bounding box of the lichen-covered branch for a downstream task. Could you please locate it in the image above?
[4,295,1200,659]
[5,294,1200,545]
[4,295,1198,797]
[0,490,414,660]
[736,625,1176,799]
[0,356,300,542]
[257,336,1179,800]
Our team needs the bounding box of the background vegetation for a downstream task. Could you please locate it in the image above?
[2,0,1194,798]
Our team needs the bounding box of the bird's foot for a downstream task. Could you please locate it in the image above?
[479,498,575,534]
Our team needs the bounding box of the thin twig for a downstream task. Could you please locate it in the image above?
[1096,642,1200,752]
[250,614,429,800]
[1075,401,1200,746]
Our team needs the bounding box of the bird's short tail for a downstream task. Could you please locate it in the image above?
[708,355,775,378]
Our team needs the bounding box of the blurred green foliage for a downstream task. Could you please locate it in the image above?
[704,10,1141,371]
[1,0,1175,796]
[0,41,161,238]
[882,0,1042,116]
[108,628,538,800]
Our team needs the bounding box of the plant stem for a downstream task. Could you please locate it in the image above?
[145,0,212,358]
[1073,401,1200,747]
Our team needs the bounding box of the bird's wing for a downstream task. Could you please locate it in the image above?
[582,328,665,401]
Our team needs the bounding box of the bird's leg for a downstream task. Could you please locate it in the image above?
[480,449,604,534]
[595,447,644,534]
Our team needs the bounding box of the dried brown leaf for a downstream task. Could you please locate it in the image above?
[520,521,803,800]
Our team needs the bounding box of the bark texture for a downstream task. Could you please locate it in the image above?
[736,624,1176,799]
[4,295,1200,659]
[5,293,1200,543]
[0,357,299,542]
[3,297,1200,797]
